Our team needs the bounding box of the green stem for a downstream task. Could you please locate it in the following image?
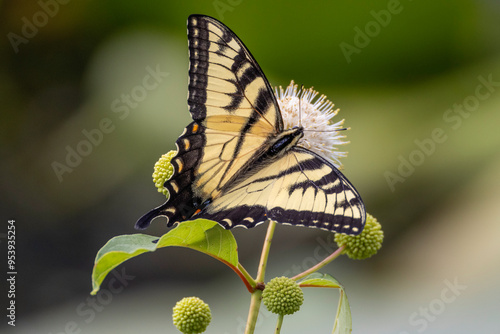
[292,244,345,281]
[238,263,256,290]
[244,289,263,334]
[244,221,277,334]
[256,220,276,282]
[274,314,284,334]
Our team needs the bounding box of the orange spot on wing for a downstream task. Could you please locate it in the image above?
[175,159,183,173]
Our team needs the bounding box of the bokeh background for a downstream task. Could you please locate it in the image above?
[1,0,500,333]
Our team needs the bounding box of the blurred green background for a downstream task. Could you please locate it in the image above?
[1,0,500,333]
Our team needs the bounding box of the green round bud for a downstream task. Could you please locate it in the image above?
[172,297,211,334]
[334,213,384,260]
[262,276,304,315]
[152,150,176,197]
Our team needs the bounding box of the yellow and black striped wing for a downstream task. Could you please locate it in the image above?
[136,14,283,229]
[136,14,366,235]
[186,14,286,200]
[195,147,365,235]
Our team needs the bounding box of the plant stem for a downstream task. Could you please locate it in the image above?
[238,263,256,291]
[274,314,284,334]
[244,289,263,334]
[292,244,345,281]
[256,220,276,282]
[244,220,277,334]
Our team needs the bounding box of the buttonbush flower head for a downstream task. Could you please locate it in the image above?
[334,213,383,260]
[262,276,304,315]
[172,296,211,334]
[275,80,348,168]
[152,150,176,197]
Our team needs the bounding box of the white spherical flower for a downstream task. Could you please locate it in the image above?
[275,80,348,168]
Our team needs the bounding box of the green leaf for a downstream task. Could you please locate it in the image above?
[297,273,352,334]
[156,219,238,265]
[91,219,238,295]
[297,272,341,288]
[332,288,352,334]
[92,234,158,295]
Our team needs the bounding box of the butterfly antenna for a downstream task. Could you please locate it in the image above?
[299,84,304,127]
[336,126,350,131]
[303,127,350,133]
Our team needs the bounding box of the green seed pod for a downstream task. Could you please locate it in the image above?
[262,276,304,315]
[172,297,211,334]
[152,150,176,197]
[335,213,384,260]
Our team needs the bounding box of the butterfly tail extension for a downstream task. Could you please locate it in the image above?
[135,205,165,230]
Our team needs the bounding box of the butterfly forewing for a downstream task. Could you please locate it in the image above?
[186,14,286,198]
[187,15,282,128]
[198,147,365,235]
